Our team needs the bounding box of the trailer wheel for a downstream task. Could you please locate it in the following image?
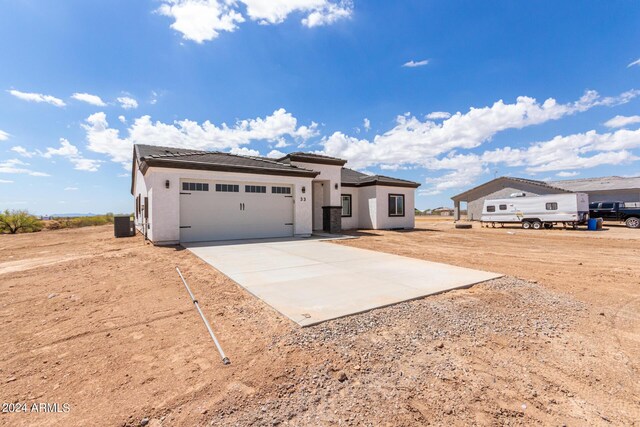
[532,221,542,230]
[522,221,531,229]
[626,217,640,228]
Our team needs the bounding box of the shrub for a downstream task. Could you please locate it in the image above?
[0,209,44,234]
[45,214,117,230]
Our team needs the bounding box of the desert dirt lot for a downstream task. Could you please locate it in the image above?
[1,220,639,426]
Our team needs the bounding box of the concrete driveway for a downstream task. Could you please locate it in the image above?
[184,237,502,326]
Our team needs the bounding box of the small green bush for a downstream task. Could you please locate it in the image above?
[0,209,44,234]
[46,214,117,230]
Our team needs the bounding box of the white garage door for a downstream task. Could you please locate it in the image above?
[179,180,294,242]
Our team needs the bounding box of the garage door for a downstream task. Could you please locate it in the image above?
[179,180,294,242]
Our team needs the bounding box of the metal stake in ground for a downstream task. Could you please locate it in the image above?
[176,267,230,365]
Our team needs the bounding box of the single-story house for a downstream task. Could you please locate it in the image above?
[131,144,420,244]
[451,175,640,221]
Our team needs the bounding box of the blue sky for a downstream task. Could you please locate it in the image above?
[1,0,639,214]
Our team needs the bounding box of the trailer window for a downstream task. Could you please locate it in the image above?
[486,205,496,212]
[546,202,558,210]
[499,204,507,210]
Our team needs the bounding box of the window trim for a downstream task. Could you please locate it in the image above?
[245,185,267,193]
[545,202,558,211]
[486,205,496,213]
[271,186,292,194]
[499,204,507,211]
[388,193,405,217]
[341,194,352,217]
[215,183,239,192]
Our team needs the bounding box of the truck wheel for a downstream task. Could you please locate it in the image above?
[626,217,640,228]
[522,221,531,229]
[532,221,542,230]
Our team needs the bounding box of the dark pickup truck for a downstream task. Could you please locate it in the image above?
[589,202,640,228]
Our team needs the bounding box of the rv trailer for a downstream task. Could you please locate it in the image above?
[481,193,589,229]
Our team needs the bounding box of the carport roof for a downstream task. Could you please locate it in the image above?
[451,176,570,201]
[134,144,320,178]
[549,176,640,192]
[341,167,421,188]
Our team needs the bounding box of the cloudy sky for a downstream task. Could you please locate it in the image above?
[1,1,639,214]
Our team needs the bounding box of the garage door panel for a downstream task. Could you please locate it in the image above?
[180,180,294,242]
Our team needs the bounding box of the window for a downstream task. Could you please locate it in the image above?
[499,204,507,211]
[589,202,599,209]
[601,203,614,209]
[389,194,405,217]
[272,186,292,194]
[215,184,239,192]
[486,205,496,212]
[245,185,266,193]
[341,194,352,217]
[182,182,209,191]
[546,202,558,210]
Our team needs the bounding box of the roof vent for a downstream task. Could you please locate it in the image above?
[510,192,526,198]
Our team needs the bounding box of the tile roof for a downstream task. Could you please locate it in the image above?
[278,152,347,166]
[341,167,421,188]
[134,144,319,177]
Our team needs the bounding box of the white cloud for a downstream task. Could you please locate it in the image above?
[628,58,640,68]
[363,118,370,132]
[230,147,260,156]
[0,179,13,183]
[10,146,35,158]
[83,108,319,167]
[71,92,107,106]
[64,187,79,191]
[158,0,350,43]
[117,96,138,109]
[426,111,451,120]
[0,158,49,176]
[118,115,127,123]
[321,89,640,169]
[556,171,579,178]
[157,0,245,43]
[42,138,102,172]
[267,149,286,158]
[403,59,429,68]
[604,115,640,128]
[0,129,9,141]
[8,89,66,107]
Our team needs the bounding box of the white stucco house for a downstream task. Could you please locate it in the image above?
[131,144,420,245]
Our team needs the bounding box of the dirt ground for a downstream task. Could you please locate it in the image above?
[1,220,638,426]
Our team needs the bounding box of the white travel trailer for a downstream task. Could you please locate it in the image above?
[481,193,589,229]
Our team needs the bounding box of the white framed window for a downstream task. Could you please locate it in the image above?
[215,184,239,192]
[272,186,292,194]
[182,182,209,191]
[245,185,267,193]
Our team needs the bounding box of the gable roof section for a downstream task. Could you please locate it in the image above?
[341,167,421,188]
[278,152,347,166]
[549,176,640,192]
[451,176,571,201]
[133,144,319,179]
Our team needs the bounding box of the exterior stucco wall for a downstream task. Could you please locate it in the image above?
[290,161,342,206]
[375,186,415,229]
[132,160,149,231]
[356,186,377,229]
[139,166,313,244]
[463,183,566,221]
[340,187,359,230]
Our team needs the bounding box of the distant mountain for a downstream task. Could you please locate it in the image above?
[46,213,101,218]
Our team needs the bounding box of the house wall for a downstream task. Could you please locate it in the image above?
[357,186,378,229]
[375,186,416,229]
[464,183,566,221]
[132,160,149,232]
[139,166,314,244]
[290,161,342,206]
[340,187,359,230]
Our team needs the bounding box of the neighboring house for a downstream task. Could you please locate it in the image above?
[431,207,455,216]
[131,145,420,244]
[451,176,640,221]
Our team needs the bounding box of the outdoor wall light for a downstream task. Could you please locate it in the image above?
[334,183,339,190]
[301,186,306,193]
[165,180,170,189]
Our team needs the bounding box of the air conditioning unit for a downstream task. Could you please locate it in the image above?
[510,192,526,198]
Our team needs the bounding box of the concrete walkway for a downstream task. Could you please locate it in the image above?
[184,238,502,326]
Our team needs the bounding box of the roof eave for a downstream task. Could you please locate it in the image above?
[141,158,320,178]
